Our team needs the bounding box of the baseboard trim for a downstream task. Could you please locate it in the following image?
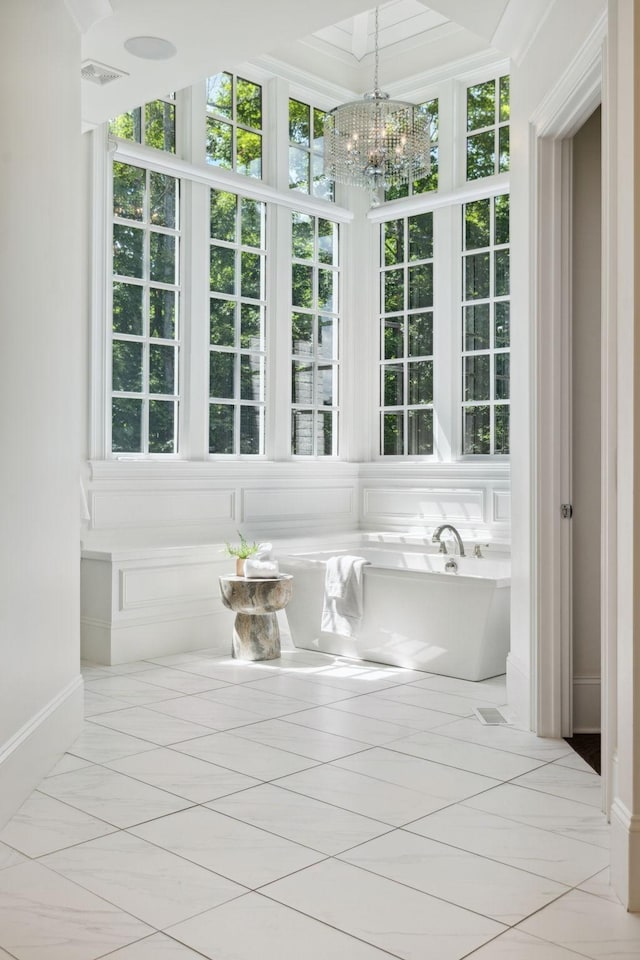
[573,675,601,733]
[0,676,84,830]
[506,652,531,729]
[610,798,640,910]
[81,610,232,665]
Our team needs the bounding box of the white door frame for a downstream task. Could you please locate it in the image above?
[531,30,611,809]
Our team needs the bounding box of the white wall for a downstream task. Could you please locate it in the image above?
[572,106,602,733]
[607,0,640,912]
[0,0,84,827]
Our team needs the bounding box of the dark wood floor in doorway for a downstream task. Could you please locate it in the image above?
[564,733,601,775]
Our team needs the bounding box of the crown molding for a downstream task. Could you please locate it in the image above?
[64,0,112,33]
[492,0,555,64]
[252,54,358,106]
[299,20,463,72]
[254,46,510,109]
[531,9,605,137]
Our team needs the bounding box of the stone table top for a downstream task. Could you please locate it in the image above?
[219,574,293,615]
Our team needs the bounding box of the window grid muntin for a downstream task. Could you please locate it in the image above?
[291,212,340,457]
[461,193,510,455]
[379,213,435,456]
[466,76,510,181]
[109,94,177,154]
[111,161,181,455]
[288,97,335,201]
[206,72,263,179]
[209,189,267,456]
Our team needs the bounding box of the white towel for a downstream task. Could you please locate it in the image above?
[321,555,368,638]
[244,557,280,578]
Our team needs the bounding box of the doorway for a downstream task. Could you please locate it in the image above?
[569,107,602,752]
[531,55,607,809]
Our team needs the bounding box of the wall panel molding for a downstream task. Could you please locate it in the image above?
[90,489,235,530]
[242,485,354,522]
[119,561,224,610]
[363,487,485,522]
[493,489,512,522]
[358,463,510,540]
[81,457,511,665]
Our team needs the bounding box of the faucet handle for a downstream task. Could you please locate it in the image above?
[473,544,488,558]
[438,541,448,555]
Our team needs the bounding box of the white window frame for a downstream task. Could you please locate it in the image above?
[92,100,351,464]
[109,91,178,155]
[205,71,265,180]
[464,72,510,184]
[92,58,510,468]
[378,211,435,457]
[460,192,511,457]
[287,95,335,201]
[368,57,510,463]
[208,187,268,457]
[290,211,342,457]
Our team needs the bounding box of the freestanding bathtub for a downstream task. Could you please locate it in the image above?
[279,547,510,681]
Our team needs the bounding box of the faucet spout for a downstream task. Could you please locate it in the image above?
[431,524,465,557]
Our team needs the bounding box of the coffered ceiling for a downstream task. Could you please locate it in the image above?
[70,0,525,127]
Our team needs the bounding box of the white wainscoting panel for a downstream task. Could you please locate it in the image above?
[84,460,361,541]
[81,459,510,666]
[81,545,235,664]
[493,489,512,522]
[81,610,232,665]
[363,487,485,523]
[242,485,354,521]
[359,463,511,541]
[91,489,235,530]
[119,562,219,611]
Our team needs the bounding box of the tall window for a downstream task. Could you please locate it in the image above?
[101,66,511,464]
[379,214,434,455]
[466,76,509,180]
[111,162,181,453]
[110,94,176,153]
[206,73,263,178]
[291,213,340,455]
[209,190,267,455]
[288,98,334,201]
[385,99,439,201]
[461,194,510,454]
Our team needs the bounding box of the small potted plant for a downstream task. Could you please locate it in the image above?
[225,531,259,577]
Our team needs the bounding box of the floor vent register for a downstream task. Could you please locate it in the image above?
[473,706,513,726]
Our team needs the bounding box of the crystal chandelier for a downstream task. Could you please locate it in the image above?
[323,6,431,204]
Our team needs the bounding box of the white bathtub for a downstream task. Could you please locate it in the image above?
[279,547,510,681]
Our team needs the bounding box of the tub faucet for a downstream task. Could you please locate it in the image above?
[432,524,465,557]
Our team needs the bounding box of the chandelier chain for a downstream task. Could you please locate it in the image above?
[322,3,432,203]
[373,6,380,96]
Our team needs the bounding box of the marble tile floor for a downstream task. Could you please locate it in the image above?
[0,647,635,960]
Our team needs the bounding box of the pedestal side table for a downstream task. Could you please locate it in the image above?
[218,574,293,661]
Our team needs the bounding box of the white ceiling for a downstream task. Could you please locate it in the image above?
[74,0,517,127]
[312,2,449,60]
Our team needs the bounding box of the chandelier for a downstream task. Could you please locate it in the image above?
[323,6,431,203]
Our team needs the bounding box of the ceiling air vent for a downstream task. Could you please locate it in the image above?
[81,60,129,86]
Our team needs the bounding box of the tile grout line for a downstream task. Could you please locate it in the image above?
[14,658,605,960]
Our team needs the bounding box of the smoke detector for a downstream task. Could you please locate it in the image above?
[81,60,129,86]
